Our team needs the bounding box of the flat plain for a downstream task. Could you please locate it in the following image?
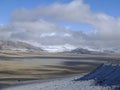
[0,52,119,87]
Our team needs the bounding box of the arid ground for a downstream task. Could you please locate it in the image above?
[0,52,119,87]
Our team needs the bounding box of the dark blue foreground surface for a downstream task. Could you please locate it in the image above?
[74,64,120,90]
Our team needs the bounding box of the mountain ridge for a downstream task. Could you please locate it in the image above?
[0,40,43,52]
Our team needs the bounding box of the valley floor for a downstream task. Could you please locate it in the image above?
[1,74,110,90]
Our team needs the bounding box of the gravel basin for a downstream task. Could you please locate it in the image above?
[1,74,110,90]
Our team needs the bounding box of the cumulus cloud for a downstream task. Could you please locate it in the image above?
[1,0,120,51]
[0,19,85,47]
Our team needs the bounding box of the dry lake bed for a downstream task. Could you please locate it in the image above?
[0,52,119,88]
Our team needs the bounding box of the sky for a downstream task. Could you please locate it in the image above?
[0,0,72,24]
[1,0,120,24]
[0,0,120,52]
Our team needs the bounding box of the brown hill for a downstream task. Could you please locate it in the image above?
[0,40,43,52]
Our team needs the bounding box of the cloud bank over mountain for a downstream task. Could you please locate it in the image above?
[0,0,120,51]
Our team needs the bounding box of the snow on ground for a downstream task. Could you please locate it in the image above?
[2,74,110,90]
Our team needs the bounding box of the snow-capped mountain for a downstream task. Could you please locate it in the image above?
[40,44,76,52]
[0,40,43,52]
[0,40,119,54]
[65,48,120,55]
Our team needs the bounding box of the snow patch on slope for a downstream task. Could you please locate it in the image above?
[40,44,76,52]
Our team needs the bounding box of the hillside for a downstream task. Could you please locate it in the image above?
[0,40,43,52]
[65,48,117,55]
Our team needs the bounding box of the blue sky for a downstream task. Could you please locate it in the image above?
[0,0,72,24]
[0,0,120,24]
[0,0,120,50]
[84,0,120,17]
[0,0,120,33]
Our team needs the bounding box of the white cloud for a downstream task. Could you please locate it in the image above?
[40,32,56,38]
[1,0,120,51]
[12,0,120,40]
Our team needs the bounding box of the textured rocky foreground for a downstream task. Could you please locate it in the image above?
[2,74,110,90]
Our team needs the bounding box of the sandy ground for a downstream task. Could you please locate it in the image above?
[0,54,104,87]
[1,74,110,90]
[0,53,118,89]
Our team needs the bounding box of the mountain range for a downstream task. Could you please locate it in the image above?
[0,40,119,55]
[0,40,43,52]
[65,48,117,55]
